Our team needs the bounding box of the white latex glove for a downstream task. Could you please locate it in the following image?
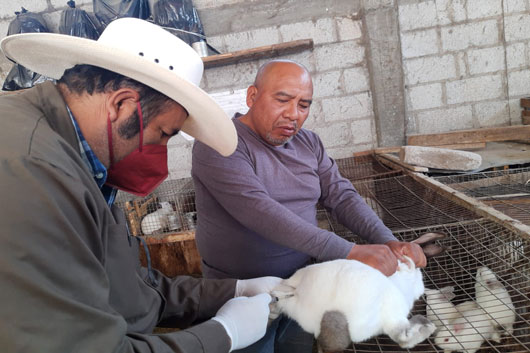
[235,276,283,297]
[212,293,272,351]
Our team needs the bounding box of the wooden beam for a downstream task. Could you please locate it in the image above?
[407,126,530,146]
[202,39,314,69]
[353,142,486,157]
[408,172,530,239]
[376,153,429,172]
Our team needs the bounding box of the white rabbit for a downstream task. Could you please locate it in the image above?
[475,266,515,336]
[271,257,435,351]
[425,286,457,329]
[434,300,500,353]
[141,201,175,235]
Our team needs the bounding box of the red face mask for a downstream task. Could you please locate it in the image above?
[105,102,168,197]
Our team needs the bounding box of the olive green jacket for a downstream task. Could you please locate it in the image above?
[0,82,235,352]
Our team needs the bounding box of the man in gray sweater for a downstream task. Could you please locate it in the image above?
[192,60,426,352]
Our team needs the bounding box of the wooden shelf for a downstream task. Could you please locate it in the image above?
[202,39,314,69]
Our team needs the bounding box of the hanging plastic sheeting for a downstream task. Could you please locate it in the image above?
[2,8,52,91]
[93,0,150,27]
[153,0,206,51]
[59,1,101,39]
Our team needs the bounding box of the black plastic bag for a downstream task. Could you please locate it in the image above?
[2,8,51,91]
[93,0,150,27]
[153,0,205,47]
[60,1,101,39]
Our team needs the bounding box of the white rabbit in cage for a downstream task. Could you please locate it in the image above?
[475,266,515,336]
[270,257,435,352]
[424,286,457,330]
[141,201,176,235]
[434,300,500,353]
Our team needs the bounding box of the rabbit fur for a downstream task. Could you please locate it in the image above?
[475,266,515,336]
[434,300,500,353]
[425,286,457,330]
[141,201,175,235]
[270,257,435,350]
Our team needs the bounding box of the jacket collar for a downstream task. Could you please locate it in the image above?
[23,81,79,153]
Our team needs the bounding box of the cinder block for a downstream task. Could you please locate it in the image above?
[506,42,527,69]
[321,92,373,122]
[224,26,280,52]
[261,50,316,73]
[314,122,350,148]
[508,69,530,96]
[508,98,523,125]
[203,61,259,90]
[435,0,467,24]
[167,144,193,180]
[468,46,505,75]
[400,145,482,171]
[314,41,365,71]
[400,28,438,58]
[505,14,530,42]
[0,1,48,18]
[404,54,457,85]
[417,105,473,133]
[343,66,370,93]
[467,0,502,19]
[446,74,503,104]
[280,18,335,45]
[336,18,362,41]
[313,70,342,99]
[441,20,499,51]
[205,35,226,54]
[193,0,244,10]
[398,1,438,31]
[503,0,527,14]
[407,83,443,111]
[474,101,510,127]
[350,119,374,144]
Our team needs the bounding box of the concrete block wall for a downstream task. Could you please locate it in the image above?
[399,0,530,135]
[1,0,529,180]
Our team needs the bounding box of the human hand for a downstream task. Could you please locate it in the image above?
[212,293,272,351]
[385,240,427,268]
[346,244,398,276]
[235,276,283,297]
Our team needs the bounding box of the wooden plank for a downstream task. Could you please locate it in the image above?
[409,172,530,239]
[202,39,314,68]
[353,142,486,157]
[407,126,530,146]
[377,153,429,172]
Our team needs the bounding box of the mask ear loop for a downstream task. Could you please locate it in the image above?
[137,101,144,152]
[107,113,114,166]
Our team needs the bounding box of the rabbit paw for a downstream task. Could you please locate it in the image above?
[395,315,436,349]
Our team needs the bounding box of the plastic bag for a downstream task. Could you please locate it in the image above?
[153,0,205,47]
[2,8,51,91]
[93,0,151,27]
[60,1,101,39]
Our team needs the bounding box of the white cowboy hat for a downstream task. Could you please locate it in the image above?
[0,17,237,156]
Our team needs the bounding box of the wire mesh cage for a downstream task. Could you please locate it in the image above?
[114,177,197,237]
[336,219,530,353]
[435,167,530,226]
[335,154,402,181]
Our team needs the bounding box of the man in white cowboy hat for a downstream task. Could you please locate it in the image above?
[0,18,281,352]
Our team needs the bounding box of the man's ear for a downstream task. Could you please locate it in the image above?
[246,86,258,108]
[106,88,140,123]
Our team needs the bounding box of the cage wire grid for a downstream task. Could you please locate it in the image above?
[434,167,530,226]
[115,156,530,352]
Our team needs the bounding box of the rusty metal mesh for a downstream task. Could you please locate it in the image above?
[435,167,530,226]
[336,219,530,353]
[114,177,196,236]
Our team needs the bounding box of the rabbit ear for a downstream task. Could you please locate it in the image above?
[453,323,465,333]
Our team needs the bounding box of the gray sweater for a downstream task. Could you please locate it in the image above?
[192,117,396,280]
